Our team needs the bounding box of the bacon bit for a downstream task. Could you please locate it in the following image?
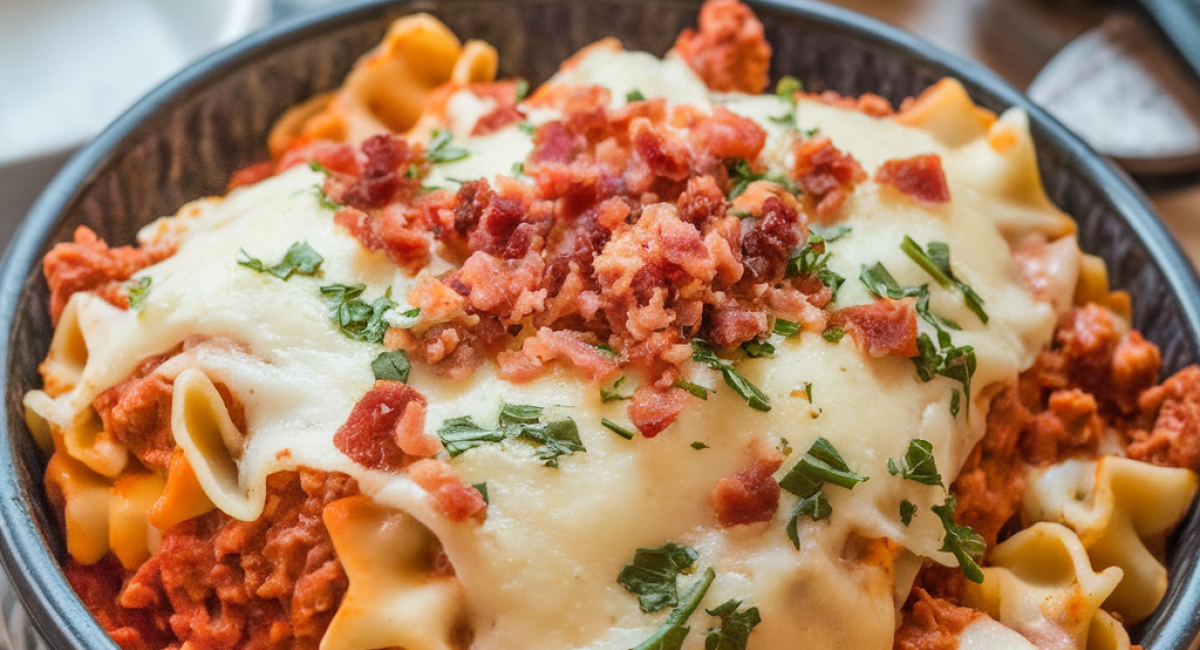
[334,204,431,274]
[330,134,421,211]
[806,90,895,118]
[710,451,783,526]
[43,226,176,324]
[510,327,620,382]
[333,381,427,472]
[226,161,275,192]
[741,196,801,281]
[687,106,767,162]
[631,118,691,182]
[405,274,471,326]
[276,140,360,175]
[454,251,546,322]
[875,154,951,206]
[832,298,920,358]
[709,302,768,348]
[407,459,487,522]
[791,137,866,221]
[673,0,771,94]
[628,385,690,437]
[394,401,441,457]
[469,81,525,136]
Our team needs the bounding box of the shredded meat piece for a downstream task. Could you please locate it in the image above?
[875,155,951,205]
[791,137,867,220]
[832,298,919,358]
[42,226,175,324]
[114,470,359,650]
[1127,366,1200,470]
[893,589,980,650]
[672,0,771,94]
[710,449,783,526]
[333,381,427,472]
[628,385,691,437]
[66,554,174,650]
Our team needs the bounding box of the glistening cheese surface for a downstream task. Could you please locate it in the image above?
[27,49,1061,650]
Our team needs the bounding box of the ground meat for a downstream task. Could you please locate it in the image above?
[42,226,175,324]
[66,554,175,650]
[109,470,358,650]
[672,0,771,94]
[894,589,980,650]
[1127,366,1200,470]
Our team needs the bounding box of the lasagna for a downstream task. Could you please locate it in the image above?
[24,2,1200,650]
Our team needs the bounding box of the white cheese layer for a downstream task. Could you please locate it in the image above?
[28,49,1064,650]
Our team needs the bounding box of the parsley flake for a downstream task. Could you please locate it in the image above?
[802,382,813,403]
[371,350,410,383]
[631,567,716,650]
[900,500,917,526]
[769,75,802,126]
[821,326,846,343]
[601,375,632,402]
[239,241,324,280]
[425,129,470,163]
[901,236,988,324]
[618,543,699,613]
[514,78,529,102]
[436,402,585,467]
[741,339,775,358]
[778,437,867,548]
[773,318,802,337]
[887,439,943,488]
[473,482,489,505]
[127,277,151,312]
[932,496,987,584]
[691,340,770,412]
[626,89,646,102]
[691,441,709,450]
[518,121,536,135]
[704,599,761,650]
[319,283,395,344]
[778,438,793,456]
[725,158,797,200]
[602,418,636,440]
[912,332,977,418]
[673,380,710,400]
[787,233,845,300]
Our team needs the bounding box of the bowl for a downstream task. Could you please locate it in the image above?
[2,0,1199,648]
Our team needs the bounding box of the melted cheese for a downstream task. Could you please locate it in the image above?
[27,48,1069,650]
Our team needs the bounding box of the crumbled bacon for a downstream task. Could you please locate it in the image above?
[673,0,771,94]
[335,134,422,210]
[628,385,691,437]
[226,161,275,192]
[497,328,619,383]
[894,589,980,650]
[407,459,487,522]
[791,137,866,220]
[806,90,895,118]
[831,298,919,358]
[874,154,951,205]
[710,451,783,526]
[42,226,176,324]
[469,81,525,136]
[333,381,427,472]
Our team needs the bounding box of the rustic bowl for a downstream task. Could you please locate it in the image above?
[2,0,1198,648]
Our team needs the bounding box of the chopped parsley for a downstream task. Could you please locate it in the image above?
[912,330,977,418]
[631,567,716,650]
[238,241,324,280]
[801,382,813,403]
[319,283,395,344]
[769,75,802,126]
[778,437,867,548]
[511,161,528,178]
[900,500,917,526]
[473,482,489,505]
[691,339,770,412]
[725,158,797,200]
[601,375,632,402]
[626,89,646,102]
[821,326,846,343]
[704,599,761,650]
[691,441,709,450]
[951,389,961,417]
[602,418,636,440]
[778,438,793,456]
[596,343,619,358]
[887,439,943,488]
[127,277,151,312]
[425,129,470,163]
[618,543,699,613]
[514,78,529,102]
[518,121,536,135]
[901,236,988,324]
[741,338,775,358]
[370,350,410,383]
[810,223,851,242]
[673,380,710,400]
[932,496,986,584]
[435,402,585,467]
[308,161,342,210]
[787,232,845,300]
[773,318,801,337]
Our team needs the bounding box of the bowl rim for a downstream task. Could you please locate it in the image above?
[3,0,1199,648]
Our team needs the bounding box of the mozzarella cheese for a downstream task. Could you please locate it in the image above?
[28,48,1068,650]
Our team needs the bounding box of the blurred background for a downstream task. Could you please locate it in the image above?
[1,0,1198,259]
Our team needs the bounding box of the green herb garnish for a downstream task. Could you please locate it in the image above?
[631,567,716,650]
[773,319,801,337]
[691,441,709,450]
[741,339,775,358]
[473,482,489,505]
[127,277,151,312]
[319,283,395,344]
[887,439,943,488]
[436,402,585,467]
[673,380,710,400]
[426,129,470,163]
[602,418,636,440]
[901,236,988,324]
[514,78,529,102]
[626,89,646,102]
[618,543,699,613]
[900,500,917,526]
[725,159,798,200]
[601,375,632,402]
[932,496,986,584]
[821,326,845,343]
[691,339,770,412]
[778,437,867,548]
[371,350,411,383]
[787,233,845,300]
[704,600,761,650]
[769,75,802,126]
[239,241,324,280]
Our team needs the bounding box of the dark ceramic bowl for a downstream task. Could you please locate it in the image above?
[2,0,1199,648]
